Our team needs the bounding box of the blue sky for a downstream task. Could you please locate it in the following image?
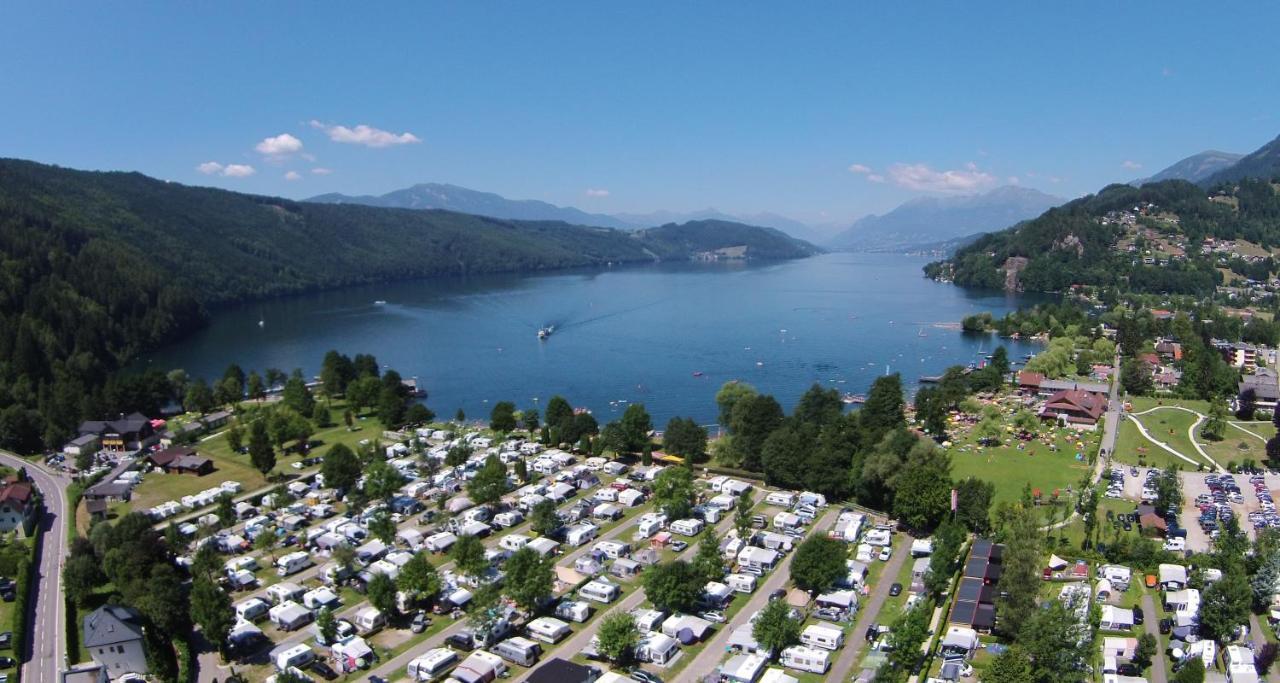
[2,3,1278,223]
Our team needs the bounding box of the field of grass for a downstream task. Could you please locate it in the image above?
[948,427,1094,506]
[1113,419,1189,470]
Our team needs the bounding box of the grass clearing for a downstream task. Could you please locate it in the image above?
[948,427,1095,506]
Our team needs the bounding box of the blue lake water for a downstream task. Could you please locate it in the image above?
[139,253,1045,427]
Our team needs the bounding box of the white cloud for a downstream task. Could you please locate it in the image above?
[1007,176,1021,185]
[310,120,421,147]
[1121,160,1143,170]
[885,162,995,193]
[866,174,886,183]
[256,133,304,157]
[222,164,256,177]
[196,161,255,178]
[311,167,334,175]
[284,171,302,181]
[585,188,610,197]
[848,163,873,174]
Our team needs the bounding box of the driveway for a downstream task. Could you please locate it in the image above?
[1141,595,1167,683]
[826,531,912,682]
[0,451,70,683]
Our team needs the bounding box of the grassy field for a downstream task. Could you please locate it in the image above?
[1112,397,1217,470]
[948,426,1094,506]
[1196,420,1275,470]
[1113,419,1189,470]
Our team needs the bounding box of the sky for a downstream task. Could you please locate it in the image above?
[2,3,1279,224]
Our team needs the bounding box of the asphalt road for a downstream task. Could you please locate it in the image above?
[826,530,912,682]
[0,452,70,683]
[1140,595,1167,683]
[672,506,839,683]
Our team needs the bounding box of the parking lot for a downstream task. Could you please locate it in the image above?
[1105,464,1280,553]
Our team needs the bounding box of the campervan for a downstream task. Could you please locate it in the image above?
[726,574,758,594]
[450,650,507,683]
[272,644,315,672]
[489,636,542,667]
[554,600,591,623]
[800,624,844,651]
[671,518,704,536]
[636,513,667,538]
[276,551,313,577]
[765,491,796,508]
[579,579,621,604]
[407,648,457,681]
[525,617,571,644]
[235,597,269,623]
[565,523,598,547]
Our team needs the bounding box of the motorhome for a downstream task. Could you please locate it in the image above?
[354,606,387,635]
[565,523,598,547]
[800,624,844,651]
[593,540,630,560]
[635,513,667,538]
[864,529,892,547]
[765,491,796,508]
[780,645,830,674]
[276,551,313,577]
[489,636,542,667]
[797,492,827,508]
[269,601,314,632]
[426,531,458,553]
[493,511,523,528]
[671,518,704,536]
[407,648,457,681]
[579,579,621,604]
[266,582,305,605]
[525,617,572,644]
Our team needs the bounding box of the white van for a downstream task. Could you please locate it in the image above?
[276,551,312,577]
[671,519,704,536]
[525,617,571,644]
[407,648,457,681]
[490,636,542,667]
[800,624,844,651]
[781,645,831,674]
[726,574,757,594]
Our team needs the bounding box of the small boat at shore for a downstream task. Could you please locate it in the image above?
[842,393,866,405]
[538,325,555,340]
[692,371,704,377]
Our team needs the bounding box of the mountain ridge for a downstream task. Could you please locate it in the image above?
[1202,134,1280,186]
[1134,150,1243,185]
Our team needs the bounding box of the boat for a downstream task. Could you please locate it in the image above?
[841,393,866,405]
[374,300,387,305]
[538,325,555,340]
[692,371,705,377]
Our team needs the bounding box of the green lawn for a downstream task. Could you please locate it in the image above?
[948,427,1094,506]
[1113,419,1189,470]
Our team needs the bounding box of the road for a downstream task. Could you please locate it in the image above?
[1140,595,1167,683]
[826,531,912,683]
[0,451,70,683]
[672,507,839,683]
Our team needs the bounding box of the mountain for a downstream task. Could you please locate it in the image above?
[924,177,1280,294]
[1134,150,1243,185]
[0,157,816,452]
[309,182,634,229]
[310,183,830,242]
[1202,134,1280,186]
[826,185,1063,252]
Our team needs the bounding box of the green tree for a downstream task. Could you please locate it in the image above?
[924,519,965,598]
[215,492,235,526]
[64,550,105,607]
[884,603,932,677]
[734,493,755,540]
[363,458,407,501]
[398,552,441,602]
[955,476,995,534]
[860,373,906,445]
[312,402,331,427]
[184,379,215,414]
[652,466,696,519]
[376,386,407,427]
[729,393,785,471]
[368,510,397,543]
[529,499,562,537]
[642,561,704,614]
[321,443,361,492]
[246,371,265,401]
[253,529,278,559]
[1173,659,1205,683]
[1019,595,1093,682]
[467,454,510,507]
[522,408,540,432]
[995,505,1043,639]
[761,422,811,491]
[281,371,315,415]
[316,606,338,645]
[1120,358,1154,395]
[545,396,573,433]
[190,576,235,660]
[503,547,554,612]
[451,534,489,577]
[248,419,276,476]
[716,381,758,427]
[984,645,1034,683]
[913,386,949,439]
[596,612,639,664]
[1202,401,1228,441]
[892,445,952,532]
[320,350,355,396]
[791,536,846,593]
[405,402,435,425]
[794,383,843,426]
[366,572,398,617]
[346,376,383,412]
[693,533,725,584]
[1134,633,1157,669]
[619,403,653,452]
[490,401,517,433]
[663,417,708,462]
[751,598,801,658]
[1199,571,1251,643]
[225,421,244,452]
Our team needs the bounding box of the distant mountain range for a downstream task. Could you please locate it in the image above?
[1201,134,1280,186]
[308,183,837,243]
[1133,150,1244,185]
[825,185,1063,253]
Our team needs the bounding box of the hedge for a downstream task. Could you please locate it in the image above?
[11,512,43,683]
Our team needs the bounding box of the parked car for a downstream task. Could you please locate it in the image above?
[629,671,663,683]
[0,658,13,669]
[0,632,11,649]
[878,547,892,561]
[700,611,726,623]
[889,583,902,597]
[1159,618,1172,635]
[769,589,786,601]
[411,611,430,633]
[309,660,338,681]
[670,540,688,553]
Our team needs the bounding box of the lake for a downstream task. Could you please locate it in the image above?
[139,253,1044,427]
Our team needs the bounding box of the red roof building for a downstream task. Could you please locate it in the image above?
[0,481,35,532]
[1038,389,1107,426]
[1017,371,1045,393]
